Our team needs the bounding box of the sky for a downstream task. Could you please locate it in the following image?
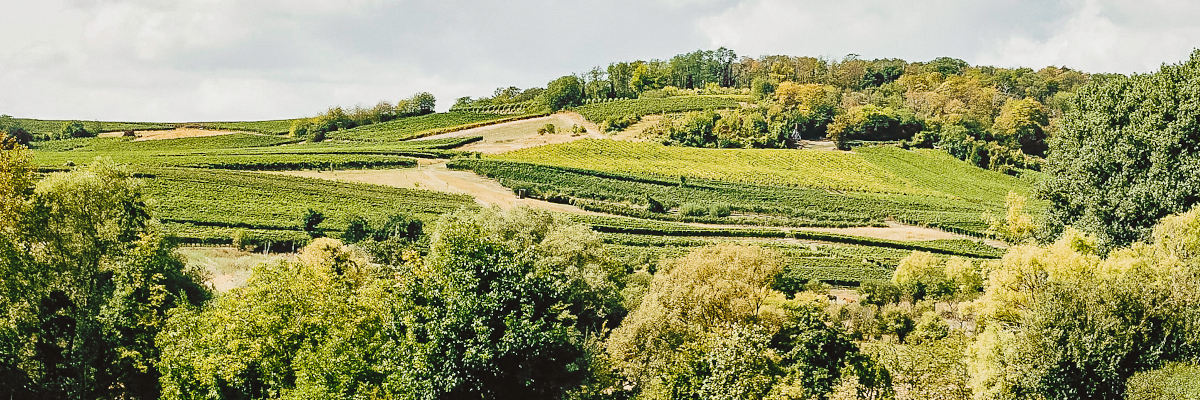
[2,0,1199,122]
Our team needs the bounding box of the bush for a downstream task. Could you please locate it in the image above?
[645,195,665,213]
[828,105,922,150]
[231,229,253,251]
[302,208,325,237]
[859,280,901,306]
[60,120,90,139]
[709,203,732,217]
[537,123,557,135]
[601,114,639,132]
[1,125,32,145]
[342,216,371,243]
[679,202,707,217]
[1126,362,1200,400]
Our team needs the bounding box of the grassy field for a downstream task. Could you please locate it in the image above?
[9,117,303,136]
[28,134,481,170]
[326,112,535,141]
[10,118,174,136]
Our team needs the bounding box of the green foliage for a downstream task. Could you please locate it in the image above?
[1125,362,1200,400]
[545,75,585,111]
[60,120,91,138]
[0,116,33,145]
[1043,50,1200,249]
[0,157,208,399]
[891,252,954,301]
[572,96,743,131]
[679,202,707,217]
[157,238,389,399]
[302,208,325,237]
[968,207,1200,399]
[385,207,626,398]
[606,244,889,399]
[992,98,1049,156]
[865,335,972,400]
[828,105,922,150]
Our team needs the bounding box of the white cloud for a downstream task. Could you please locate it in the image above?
[975,0,1200,73]
[1,0,1197,121]
[698,0,1200,73]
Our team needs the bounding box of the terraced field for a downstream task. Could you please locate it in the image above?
[572,95,745,124]
[326,112,541,141]
[23,110,1016,285]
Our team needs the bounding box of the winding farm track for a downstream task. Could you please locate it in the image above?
[270,111,999,246]
[272,162,994,245]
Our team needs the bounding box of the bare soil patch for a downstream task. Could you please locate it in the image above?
[98,127,242,141]
[268,160,604,214]
[177,246,293,292]
[412,112,604,153]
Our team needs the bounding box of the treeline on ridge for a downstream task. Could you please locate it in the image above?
[458,48,1089,173]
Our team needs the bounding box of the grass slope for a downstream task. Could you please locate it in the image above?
[476,140,1036,234]
[326,112,526,142]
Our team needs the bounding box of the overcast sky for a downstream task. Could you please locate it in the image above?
[2,0,1198,122]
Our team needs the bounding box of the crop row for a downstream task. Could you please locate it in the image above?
[448,101,537,114]
[567,214,1001,258]
[142,168,474,244]
[326,112,545,142]
[571,96,742,124]
[450,158,993,235]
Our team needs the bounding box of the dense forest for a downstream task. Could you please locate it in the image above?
[3,48,1200,400]
[458,48,1088,172]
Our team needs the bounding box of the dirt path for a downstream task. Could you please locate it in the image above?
[269,160,605,214]
[413,112,605,154]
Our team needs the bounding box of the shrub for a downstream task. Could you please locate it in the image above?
[679,202,707,217]
[1126,362,1200,400]
[302,208,325,237]
[231,229,252,251]
[60,120,90,139]
[537,123,557,135]
[342,216,371,243]
[645,195,665,213]
[709,203,732,217]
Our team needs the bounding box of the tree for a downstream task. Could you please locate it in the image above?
[828,105,923,150]
[410,92,436,114]
[60,121,89,139]
[384,207,626,398]
[302,208,325,237]
[992,98,1049,156]
[606,244,886,399]
[543,75,584,111]
[1042,51,1200,248]
[1,157,208,399]
[157,238,388,399]
[0,117,32,145]
[968,207,1200,399]
[891,252,953,301]
[985,192,1037,244]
